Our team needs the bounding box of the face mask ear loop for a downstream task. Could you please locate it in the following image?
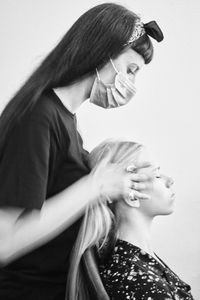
[110,58,119,74]
[96,68,101,80]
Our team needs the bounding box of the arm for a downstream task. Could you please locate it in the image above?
[0,114,100,264]
[0,160,150,265]
[0,115,150,265]
[0,173,98,265]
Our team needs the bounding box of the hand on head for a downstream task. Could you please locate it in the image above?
[89,140,153,204]
[89,139,174,217]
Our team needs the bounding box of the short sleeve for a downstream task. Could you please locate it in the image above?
[0,115,50,210]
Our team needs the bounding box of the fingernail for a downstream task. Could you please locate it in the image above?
[126,165,136,172]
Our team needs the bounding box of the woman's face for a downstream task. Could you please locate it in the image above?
[98,48,145,84]
[135,147,175,217]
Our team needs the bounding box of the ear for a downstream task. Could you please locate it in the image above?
[124,197,140,208]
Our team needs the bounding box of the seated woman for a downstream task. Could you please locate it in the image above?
[67,139,194,300]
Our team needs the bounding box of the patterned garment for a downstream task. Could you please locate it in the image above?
[99,239,194,300]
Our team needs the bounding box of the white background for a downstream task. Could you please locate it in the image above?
[0,0,199,298]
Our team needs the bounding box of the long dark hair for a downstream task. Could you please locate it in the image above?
[0,3,153,156]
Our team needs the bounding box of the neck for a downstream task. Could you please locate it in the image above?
[118,212,154,256]
[53,75,95,114]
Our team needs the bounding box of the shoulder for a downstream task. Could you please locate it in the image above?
[15,89,68,135]
[5,91,56,146]
[26,90,59,124]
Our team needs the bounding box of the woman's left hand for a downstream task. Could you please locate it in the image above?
[126,162,153,200]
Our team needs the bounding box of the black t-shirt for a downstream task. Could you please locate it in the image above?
[0,90,90,299]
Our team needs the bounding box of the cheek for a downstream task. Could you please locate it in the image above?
[127,73,136,83]
[140,181,173,215]
[148,180,167,200]
[99,63,116,84]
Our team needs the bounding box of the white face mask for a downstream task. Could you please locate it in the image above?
[89,58,137,109]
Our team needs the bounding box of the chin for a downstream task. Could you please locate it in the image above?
[160,206,175,216]
[154,204,175,216]
[162,197,176,215]
[165,208,175,215]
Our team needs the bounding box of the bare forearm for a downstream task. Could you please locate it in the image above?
[2,174,98,264]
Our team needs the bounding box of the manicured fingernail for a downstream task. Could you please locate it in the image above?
[126,165,136,172]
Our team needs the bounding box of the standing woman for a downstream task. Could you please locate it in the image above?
[0,3,163,300]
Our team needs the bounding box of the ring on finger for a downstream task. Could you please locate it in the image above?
[128,189,135,201]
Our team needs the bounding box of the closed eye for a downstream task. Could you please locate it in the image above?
[127,63,139,75]
[127,68,136,75]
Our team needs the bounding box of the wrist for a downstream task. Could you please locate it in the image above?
[87,171,102,200]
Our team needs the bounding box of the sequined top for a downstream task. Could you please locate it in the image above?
[99,239,194,300]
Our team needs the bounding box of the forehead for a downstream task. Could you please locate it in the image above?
[135,147,160,174]
[115,48,145,69]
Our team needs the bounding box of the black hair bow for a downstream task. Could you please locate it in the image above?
[144,21,164,42]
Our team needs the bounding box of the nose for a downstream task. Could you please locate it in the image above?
[166,176,174,188]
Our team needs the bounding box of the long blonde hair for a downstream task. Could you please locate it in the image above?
[66,139,143,300]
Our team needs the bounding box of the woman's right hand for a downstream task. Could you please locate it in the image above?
[90,158,152,202]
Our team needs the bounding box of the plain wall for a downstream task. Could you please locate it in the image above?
[0,0,199,298]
